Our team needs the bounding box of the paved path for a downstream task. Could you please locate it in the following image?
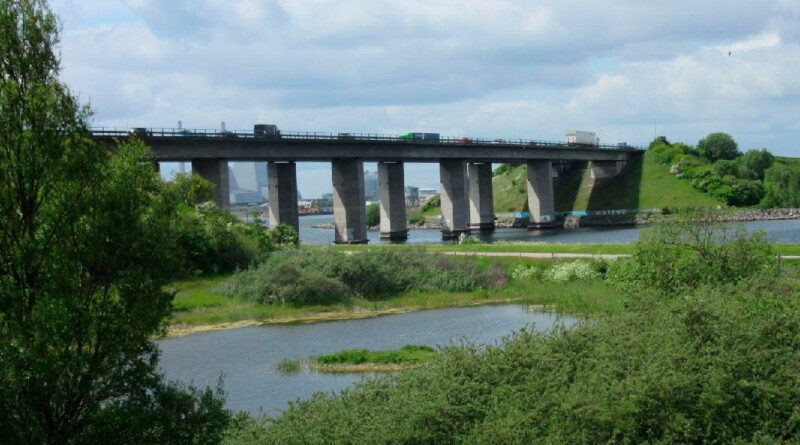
[436,251,800,260]
[437,251,625,259]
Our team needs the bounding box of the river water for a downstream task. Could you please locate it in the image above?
[159,305,573,414]
[298,214,800,245]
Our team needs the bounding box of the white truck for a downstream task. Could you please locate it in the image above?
[565,130,598,146]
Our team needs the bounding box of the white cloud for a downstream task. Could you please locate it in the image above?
[48,0,800,194]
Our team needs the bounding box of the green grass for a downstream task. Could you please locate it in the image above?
[316,345,436,365]
[168,256,621,332]
[168,242,800,333]
[492,154,723,214]
[493,164,528,213]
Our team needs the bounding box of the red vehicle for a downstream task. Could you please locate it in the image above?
[457,137,472,145]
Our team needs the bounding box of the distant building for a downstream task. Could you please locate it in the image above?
[254,162,268,201]
[405,186,419,207]
[230,190,263,205]
[228,162,269,204]
[364,170,379,201]
[418,187,438,203]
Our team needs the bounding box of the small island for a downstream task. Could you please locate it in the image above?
[311,345,437,373]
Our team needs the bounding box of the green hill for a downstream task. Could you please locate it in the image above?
[491,153,723,214]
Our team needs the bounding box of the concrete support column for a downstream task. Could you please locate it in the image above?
[332,159,368,244]
[191,158,230,209]
[468,163,495,232]
[267,162,299,234]
[440,159,470,240]
[527,160,557,229]
[378,162,408,241]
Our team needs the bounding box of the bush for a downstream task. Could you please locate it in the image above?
[407,213,426,226]
[252,223,800,444]
[163,173,216,206]
[608,213,776,294]
[713,158,740,177]
[692,175,763,206]
[542,261,600,283]
[650,141,694,165]
[511,265,539,281]
[221,248,502,304]
[493,163,518,176]
[365,202,380,227]
[760,163,800,208]
[420,194,440,213]
[738,148,774,180]
[648,135,669,149]
[697,132,739,161]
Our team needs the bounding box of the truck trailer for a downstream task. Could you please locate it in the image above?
[565,130,598,146]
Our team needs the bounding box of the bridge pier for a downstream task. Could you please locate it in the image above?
[527,160,557,229]
[332,159,368,244]
[440,159,470,240]
[191,158,230,209]
[378,162,408,241]
[267,162,299,234]
[468,163,495,232]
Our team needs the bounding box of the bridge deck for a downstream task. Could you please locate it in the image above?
[92,128,642,163]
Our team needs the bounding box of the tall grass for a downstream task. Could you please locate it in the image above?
[219,248,507,305]
[274,359,302,374]
[316,345,436,365]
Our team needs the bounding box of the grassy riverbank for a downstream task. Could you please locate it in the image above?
[167,241,800,337]
[166,256,618,337]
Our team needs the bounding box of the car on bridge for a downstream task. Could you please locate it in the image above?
[254,124,281,139]
[128,127,151,138]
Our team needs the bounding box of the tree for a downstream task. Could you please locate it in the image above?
[760,164,800,208]
[697,132,739,161]
[738,148,774,181]
[164,172,216,206]
[648,135,669,149]
[0,1,228,442]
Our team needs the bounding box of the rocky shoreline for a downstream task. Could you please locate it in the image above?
[309,208,800,231]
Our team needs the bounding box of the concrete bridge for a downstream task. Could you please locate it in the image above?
[92,127,643,243]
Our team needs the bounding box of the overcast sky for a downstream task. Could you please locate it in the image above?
[52,0,800,197]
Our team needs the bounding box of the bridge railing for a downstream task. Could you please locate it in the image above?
[89,127,640,151]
